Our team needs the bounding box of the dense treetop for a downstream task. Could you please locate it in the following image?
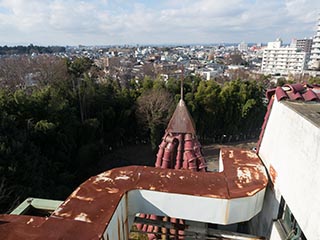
[0,55,299,213]
[0,45,66,55]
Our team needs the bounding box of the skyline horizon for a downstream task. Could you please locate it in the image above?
[0,40,309,48]
[0,1,319,46]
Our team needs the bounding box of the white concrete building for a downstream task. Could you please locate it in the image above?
[238,41,248,52]
[195,68,222,80]
[309,16,320,70]
[261,39,309,75]
[252,84,320,240]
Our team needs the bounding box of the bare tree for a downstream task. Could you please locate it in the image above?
[0,55,69,90]
[32,55,69,86]
[0,56,30,89]
[136,88,173,150]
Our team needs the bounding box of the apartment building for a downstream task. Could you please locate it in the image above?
[261,38,308,75]
[296,38,313,52]
[238,41,248,52]
[309,16,320,70]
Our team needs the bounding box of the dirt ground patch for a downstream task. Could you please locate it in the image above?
[99,139,258,172]
[98,144,155,171]
[203,140,257,171]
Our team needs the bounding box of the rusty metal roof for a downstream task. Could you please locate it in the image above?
[166,99,196,135]
[0,148,267,240]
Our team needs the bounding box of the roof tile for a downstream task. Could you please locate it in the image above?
[272,84,320,102]
[275,87,287,101]
[302,89,318,101]
[287,91,302,101]
[287,83,304,93]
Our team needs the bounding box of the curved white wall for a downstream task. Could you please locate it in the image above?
[259,99,320,240]
[103,189,266,240]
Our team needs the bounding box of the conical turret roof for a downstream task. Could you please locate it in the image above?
[137,94,208,239]
[155,98,207,172]
[166,99,196,135]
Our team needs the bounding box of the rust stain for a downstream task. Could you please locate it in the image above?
[242,150,257,159]
[166,99,196,134]
[105,187,119,194]
[269,164,277,184]
[221,147,268,198]
[0,148,267,239]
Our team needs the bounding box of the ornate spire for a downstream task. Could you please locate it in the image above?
[166,65,196,135]
[166,99,196,135]
[137,72,207,239]
[155,70,206,172]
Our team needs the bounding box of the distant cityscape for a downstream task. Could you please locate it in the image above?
[1,4,320,240]
[1,16,320,89]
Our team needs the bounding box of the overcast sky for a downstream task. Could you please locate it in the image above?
[0,0,319,46]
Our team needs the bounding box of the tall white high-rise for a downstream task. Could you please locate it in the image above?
[309,15,320,70]
[238,41,248,52]
[261,38,308,75]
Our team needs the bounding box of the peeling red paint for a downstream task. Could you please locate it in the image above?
[0,148,267,240]
[221,148,268,198]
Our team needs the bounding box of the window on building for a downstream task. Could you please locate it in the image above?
[277,197,306,240]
